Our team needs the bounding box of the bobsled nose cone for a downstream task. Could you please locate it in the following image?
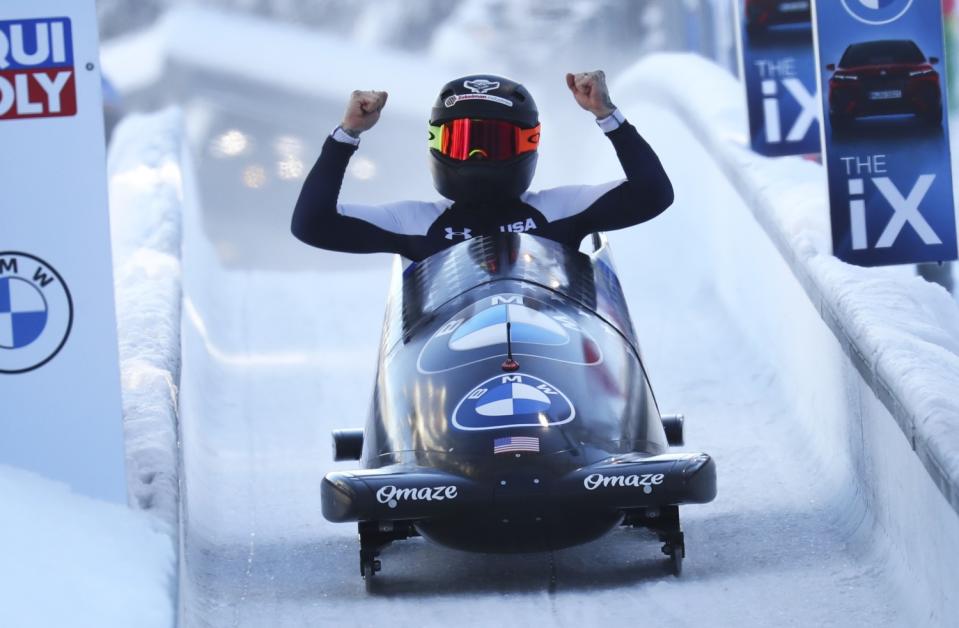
[681,453,717,503]
[322,472,376,523]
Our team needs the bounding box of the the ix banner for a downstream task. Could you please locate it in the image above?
[813,0,958,266]
[736,0,821,156]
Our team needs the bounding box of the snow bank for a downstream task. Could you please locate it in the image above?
[108,108,187,537]
[0,464,174,628]
[616,52,959,515]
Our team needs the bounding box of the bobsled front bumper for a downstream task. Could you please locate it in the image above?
[321,452,716,523]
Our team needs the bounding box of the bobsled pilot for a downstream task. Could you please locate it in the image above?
[291,71,674,261]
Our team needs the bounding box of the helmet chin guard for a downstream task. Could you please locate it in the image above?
[428,74,539,201]
[430,150,537,202]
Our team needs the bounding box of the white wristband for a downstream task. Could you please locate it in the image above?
[331,125,361,146]
[595,108,625,133]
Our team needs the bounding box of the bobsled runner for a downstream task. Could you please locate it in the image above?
[322,233,716,581]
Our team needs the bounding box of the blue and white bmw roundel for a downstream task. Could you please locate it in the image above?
[448,302,568,351]
[475,381,551,416]
[452,373,575,431]
[0,252,73,374]
[417,293,602,374]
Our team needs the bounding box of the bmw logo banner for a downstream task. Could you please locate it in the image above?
[0,1,127,502]
[735,0,821,156]
[812,0,958,266]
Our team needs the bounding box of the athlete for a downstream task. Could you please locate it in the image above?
[292,71,673,261]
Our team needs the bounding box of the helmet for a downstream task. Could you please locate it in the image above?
[428,74,540,202]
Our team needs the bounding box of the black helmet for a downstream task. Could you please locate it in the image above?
[428,74,540,202]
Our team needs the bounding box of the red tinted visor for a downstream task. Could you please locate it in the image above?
[430,119,540,161]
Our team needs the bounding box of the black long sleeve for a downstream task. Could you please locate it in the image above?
[292,120,673,260]
[291,136,416,257]
[552,121,674,242]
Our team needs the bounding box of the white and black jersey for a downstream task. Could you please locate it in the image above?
[291,112,674,261]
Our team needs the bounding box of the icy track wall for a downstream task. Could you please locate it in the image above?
[616,53,959,623]
[108,108,189,537]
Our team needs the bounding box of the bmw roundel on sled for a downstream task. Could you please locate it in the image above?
[322,233,717,580]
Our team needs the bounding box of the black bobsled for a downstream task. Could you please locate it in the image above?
[322,233,716,580]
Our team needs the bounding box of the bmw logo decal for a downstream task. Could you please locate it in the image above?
[0,252,73,374]
[841,0,914,25]
[417,293,602,374]
[451,373,575,431]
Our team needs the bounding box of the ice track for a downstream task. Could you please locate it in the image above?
[177,87,919,625]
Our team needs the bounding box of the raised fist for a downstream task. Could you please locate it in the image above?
[341,90,388,136]
[565,71,615,119]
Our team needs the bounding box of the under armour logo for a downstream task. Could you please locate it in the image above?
[445,227,473,240]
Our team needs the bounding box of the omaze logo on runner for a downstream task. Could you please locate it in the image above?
[0,17,76,120]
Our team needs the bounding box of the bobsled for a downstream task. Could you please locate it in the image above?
[322,233,716,581]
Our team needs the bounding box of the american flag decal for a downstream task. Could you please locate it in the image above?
[493,436,540,454]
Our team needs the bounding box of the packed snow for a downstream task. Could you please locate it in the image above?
[0,464,174,628]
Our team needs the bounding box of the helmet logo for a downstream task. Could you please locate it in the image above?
[463,79,500,94]
[444,92,513,108]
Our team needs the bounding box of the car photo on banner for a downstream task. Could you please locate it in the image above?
[735,0,820,157]
[812,0,958,267]
[826,39,943,134]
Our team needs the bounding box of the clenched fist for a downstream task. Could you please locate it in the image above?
[341,90,388,136]
[565,71,616,119]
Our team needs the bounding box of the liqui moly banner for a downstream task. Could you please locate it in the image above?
[812,0,958,266]
[0,0,126,502]
[735,0,821,156]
